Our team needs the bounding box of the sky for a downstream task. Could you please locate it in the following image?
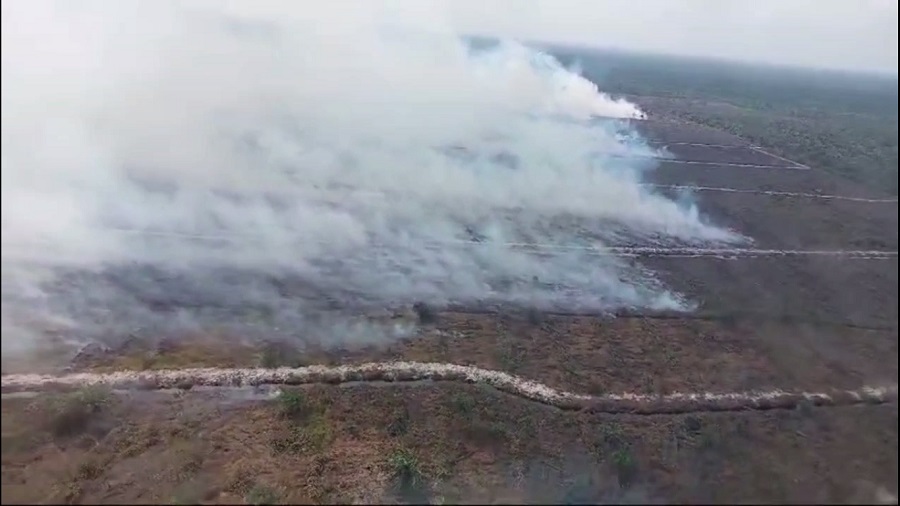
[447,0,899,75]
[6,0,891,73]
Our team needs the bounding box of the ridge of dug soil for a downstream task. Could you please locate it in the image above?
[3,362,896,415]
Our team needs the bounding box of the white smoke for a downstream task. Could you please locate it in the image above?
[0,0,738,358]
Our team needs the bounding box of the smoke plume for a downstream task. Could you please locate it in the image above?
[0,0,738,361]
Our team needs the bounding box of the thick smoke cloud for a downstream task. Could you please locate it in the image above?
[0,0,738,360]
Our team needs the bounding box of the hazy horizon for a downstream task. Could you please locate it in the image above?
[448,0,898,76]
[534,39,900,80]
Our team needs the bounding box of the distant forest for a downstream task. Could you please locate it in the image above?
[545,44,899,196]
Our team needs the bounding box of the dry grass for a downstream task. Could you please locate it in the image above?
[1,378,897,504]
[60,314,800,397]
[2,307,897,504]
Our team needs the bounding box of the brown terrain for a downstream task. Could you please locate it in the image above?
[2,116,897,504]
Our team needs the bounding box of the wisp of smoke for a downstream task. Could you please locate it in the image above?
[0,0,738,360]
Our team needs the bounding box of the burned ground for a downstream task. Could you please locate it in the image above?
[2,114,897,504]
[37,309,896,397]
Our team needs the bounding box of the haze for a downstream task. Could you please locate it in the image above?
[1,0,747,361]
[450,0,898,75]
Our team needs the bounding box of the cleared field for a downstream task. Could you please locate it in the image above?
[660,144,802,168]
[628,119,750,147]
[655,191,898,250]
[650,162,897,197]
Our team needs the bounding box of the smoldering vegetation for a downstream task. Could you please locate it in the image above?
[0,0,740,360]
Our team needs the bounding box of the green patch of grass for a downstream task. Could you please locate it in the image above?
[590,423,638,487]
[611,448,637,487]
[303,414,333,452]
[270,413,333,455]
[388,448,422,482]
[388,447,430,502]
[276,389,310,419]
[450,393,475,414]
[44,386,112,438]
[245,484,280,505]
[273,388,333,453]
[77,386,112,410]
